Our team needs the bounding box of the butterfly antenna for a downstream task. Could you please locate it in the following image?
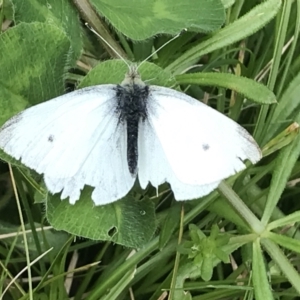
[137,29,187,70]
[85,23,131,69]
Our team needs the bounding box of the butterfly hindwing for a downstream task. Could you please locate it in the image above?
[138,117,220,200]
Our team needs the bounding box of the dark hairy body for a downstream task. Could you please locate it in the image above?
[115,83,150,175]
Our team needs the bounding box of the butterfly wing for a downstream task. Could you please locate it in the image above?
[138,117,220,199]
[139,86,261,199]
[0,86,135,204]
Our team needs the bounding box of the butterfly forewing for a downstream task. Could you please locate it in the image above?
[0,86,135,205]
[138,117,221,200]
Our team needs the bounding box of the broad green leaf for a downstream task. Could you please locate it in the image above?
[167,0,281,73]
[13,0,82,62]
[46,190,156,248]
[91,0,225,40]
[221,0,235,9]
[262,238,300,295]
[252,239,274,300]
[176,72,276,104]
[266,232,300,255]
[79,60,177,88]
[2,0,14,20]
[0,85,27,127]
[0,22,71,108]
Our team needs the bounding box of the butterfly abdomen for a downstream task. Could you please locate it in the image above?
[115,84,149,175]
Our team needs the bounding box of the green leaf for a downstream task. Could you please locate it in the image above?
[167,0,282,73]
[177,261,201,280]
[101,264,137,300]
[261,119,300,226]
[180,223,230,282]
[218,182,264,234]
[210,224,219,239]
[176,72,276,104]
[177,242,194,255]
[0,222,69,259]
[261,238,300,295]
[2,0,14,20]
[79,60,177,88]
[214,247,229,263]
[0,84,27,127]
[221,0,235,9]
[189,224,205,243]
[267,211,300,231]
[13,0,82,62]
[266,232,300,255]
[252,239,274,300]
[194,253,203,264]
[159,202,181,249]
[0,22,71,109]
[263,70,300,144]
[91,0,225,40]
[46,190,156,248]
[208,197,251,232]
[201,257,213,281]
[261,123,299,157]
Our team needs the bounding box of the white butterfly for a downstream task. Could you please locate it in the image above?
[0,65,261,205]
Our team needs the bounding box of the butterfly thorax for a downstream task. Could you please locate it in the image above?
[115,70,149,175]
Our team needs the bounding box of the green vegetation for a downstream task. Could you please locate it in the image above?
[1,0,300,299]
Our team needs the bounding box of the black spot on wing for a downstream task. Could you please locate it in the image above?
[48,135,54,142]
[202,144,210,151]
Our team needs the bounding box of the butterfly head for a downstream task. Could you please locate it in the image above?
[121,65,145,87]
